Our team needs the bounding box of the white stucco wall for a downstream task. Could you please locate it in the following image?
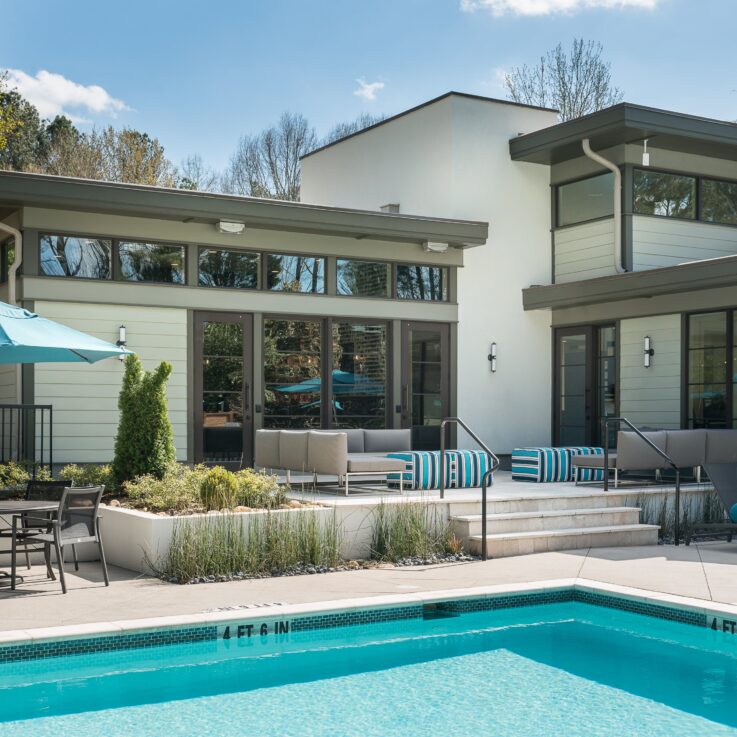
[32,301,188,463]
[301,95,557,453]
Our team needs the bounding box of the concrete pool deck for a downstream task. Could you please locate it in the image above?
[1,540,737,635]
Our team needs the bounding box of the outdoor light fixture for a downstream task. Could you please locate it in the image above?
[217,220,246,235]
[642,139,650,167]
[117,324,127,361]
[644,335,654,368]
[488,342,497,373]
[422,241,449,254]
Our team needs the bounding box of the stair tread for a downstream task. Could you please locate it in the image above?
[454,507,640,522]
[469,523,659,541]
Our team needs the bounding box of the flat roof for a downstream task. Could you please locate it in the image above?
[523,255,737,311]
[303,91,558,160]
[510,103,737,165]
[0,170,487,247]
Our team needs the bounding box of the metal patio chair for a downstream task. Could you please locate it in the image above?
[0,479,70,571]
[11,485,109,594]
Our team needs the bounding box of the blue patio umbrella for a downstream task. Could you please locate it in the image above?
[0,301,132,364]
[276,370,384,395]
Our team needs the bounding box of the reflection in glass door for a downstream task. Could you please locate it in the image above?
[401,322,450,450]
[194,312,253,468]
[554,325,616,447]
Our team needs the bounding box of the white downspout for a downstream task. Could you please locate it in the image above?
[0,222,22,305]
[581,138,626,274]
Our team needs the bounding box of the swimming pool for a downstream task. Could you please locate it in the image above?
[2,589,737,736]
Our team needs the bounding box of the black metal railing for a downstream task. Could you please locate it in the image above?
[603,416,681,545]
[0,404,53,477]
[439,417,501,561]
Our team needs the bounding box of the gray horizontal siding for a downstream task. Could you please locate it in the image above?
[554,219,616,283]
[33,302,188,464]
[618,315,681,430]
[633,216,737,270]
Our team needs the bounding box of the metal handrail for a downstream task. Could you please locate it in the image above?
[603,416,681,545]
[439,417,501,561]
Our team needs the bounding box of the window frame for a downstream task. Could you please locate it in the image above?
[632,167,698,221]
[38,232,115,281]
[699,176,737,227]
[261,314,392,430]
[263,252,327,295]
[117,240,187,286]
[555,171,616,229]
[335,257,392,299]
[683,308,735,429]
[395,262,449,302]
[197,246,261,290]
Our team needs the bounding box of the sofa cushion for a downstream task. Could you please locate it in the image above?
[343,429,365,453]
[706,429,737,464]
[279,431,310,472]
[665,429,706,468]
[347,454,406,473]
[254,429,281,469]
[363,429,411,454]
[307,432,348,475]
[617,430,668,471]
[571,453,617,469]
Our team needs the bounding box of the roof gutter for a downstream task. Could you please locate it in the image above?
[0,223,22,305]
[581,139,625,274]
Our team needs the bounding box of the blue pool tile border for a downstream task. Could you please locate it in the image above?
[0,587,710,663]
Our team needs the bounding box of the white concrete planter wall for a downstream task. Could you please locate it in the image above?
[97,503,391,574]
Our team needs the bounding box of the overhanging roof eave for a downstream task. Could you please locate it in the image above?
[0,170,488,247]
[523,255,737,311]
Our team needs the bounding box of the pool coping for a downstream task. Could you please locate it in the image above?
[4,577,737,648]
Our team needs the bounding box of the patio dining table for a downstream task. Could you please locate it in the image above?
[0,499,59,586]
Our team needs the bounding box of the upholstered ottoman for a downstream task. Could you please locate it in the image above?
[512,447,604,483]
[387,450,494,490]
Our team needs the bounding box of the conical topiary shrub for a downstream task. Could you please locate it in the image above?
[113,354,175,485]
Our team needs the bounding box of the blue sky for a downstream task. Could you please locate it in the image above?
[2,0,736,171]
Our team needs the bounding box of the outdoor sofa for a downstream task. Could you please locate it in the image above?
[255,429,411,495]
[572,429,737,486]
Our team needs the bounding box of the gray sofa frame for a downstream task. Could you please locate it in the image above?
[255,429,413,495]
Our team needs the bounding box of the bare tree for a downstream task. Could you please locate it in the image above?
[504,39,622,121]
[224,112,317,201]
[177,153,219,191]
[323,112,385,145]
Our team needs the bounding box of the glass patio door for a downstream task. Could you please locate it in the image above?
[554,325,616,447]
[401,322,450,450]
[194,312,254,468]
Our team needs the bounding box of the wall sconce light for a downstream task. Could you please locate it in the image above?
[642,138,650,167]
[488,342,497,373]
[644,335,654,368]
[117,324,127,361]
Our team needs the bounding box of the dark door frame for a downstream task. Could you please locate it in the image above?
[193,311,254,468]
[553,323,617,447]
[400,321,451,449]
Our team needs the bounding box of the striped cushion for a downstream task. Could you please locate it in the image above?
[569,446,605,482]
[387,450,494,490]
[512,446,604,483]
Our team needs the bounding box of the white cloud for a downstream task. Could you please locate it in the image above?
[5,69,128,122]
[353,79,385,101]
[460,0,658,16]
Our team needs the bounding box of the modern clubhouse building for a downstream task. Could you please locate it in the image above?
[3,91,737,466]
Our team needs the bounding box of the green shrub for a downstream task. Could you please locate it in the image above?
[371,501,458,562]
[200,466,238,510]
[234,468,284,508]
[59,463,115,490]
[149,510,343,583]
[113,354,176,485]
[125,463,208,512]
[0,460,31,489]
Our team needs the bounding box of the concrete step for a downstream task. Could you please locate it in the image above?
[446,491,638,518]
[466,523,660,558]
[452,507,641,536]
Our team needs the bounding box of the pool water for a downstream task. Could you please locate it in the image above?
[2,602,737,736]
